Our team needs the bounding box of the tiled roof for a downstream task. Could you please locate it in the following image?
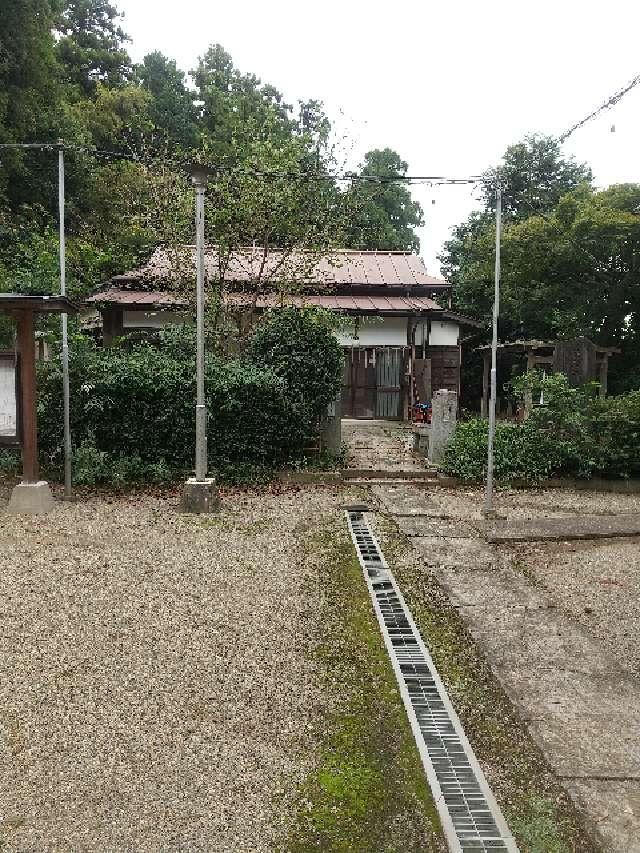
[106,246,449,290]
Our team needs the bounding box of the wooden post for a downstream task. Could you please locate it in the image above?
[481,350,490,417]
[17,310,38,483]
[599,355,608,397]
[524,349,535,419]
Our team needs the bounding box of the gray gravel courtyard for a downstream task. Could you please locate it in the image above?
[0,488,343,852]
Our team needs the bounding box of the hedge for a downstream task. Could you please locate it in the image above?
[442,374,640,484]
[30,311,343,486]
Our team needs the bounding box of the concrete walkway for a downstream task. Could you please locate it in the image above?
[373,483,640,853]
[488,512,640,543]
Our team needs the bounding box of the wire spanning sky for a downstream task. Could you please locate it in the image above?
[121,0,640,275]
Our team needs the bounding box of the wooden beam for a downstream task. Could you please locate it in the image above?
[17,310,38,483]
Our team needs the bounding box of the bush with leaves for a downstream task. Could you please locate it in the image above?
[443,372,640,483]
[247,306,344,425]
[34,312,344,485]
[442,418,562,484]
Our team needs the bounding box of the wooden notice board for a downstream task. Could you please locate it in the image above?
[0,351,20,447]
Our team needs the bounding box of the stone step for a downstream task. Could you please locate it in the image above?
[342,468,438,481]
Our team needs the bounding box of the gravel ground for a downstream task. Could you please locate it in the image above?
[0,487,349,852]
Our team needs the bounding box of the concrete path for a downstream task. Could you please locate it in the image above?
[373,483,640,853]
[488,512,640,543]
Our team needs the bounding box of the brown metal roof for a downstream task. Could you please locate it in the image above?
[88,288,444,315]
[106,246,449,290]
[87,288,188,307]
[224,293,444,313]
[0,294,80,314]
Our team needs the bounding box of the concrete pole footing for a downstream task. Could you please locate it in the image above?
[7,481,55,514]
[181,477,220,514]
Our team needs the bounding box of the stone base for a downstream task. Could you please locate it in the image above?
[7,481,55,515]
[181,477,220,514]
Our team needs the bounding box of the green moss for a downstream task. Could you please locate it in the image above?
[288,521,444,853]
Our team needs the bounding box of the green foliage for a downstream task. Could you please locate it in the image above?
[35,318,343,484]
[442,418,561,484]
[247,307,344,422]
[37,336,306,473]
[0,4,424,317]
[0,450,21,477]
[138,52,199,149]
[72,440,174,486]
[443,373,640,483]
[55,0,132,95]
[343,148,424,252]
[481,135,593,221]
[441,135,640,395]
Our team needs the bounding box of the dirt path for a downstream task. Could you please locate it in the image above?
[372,483,640,852]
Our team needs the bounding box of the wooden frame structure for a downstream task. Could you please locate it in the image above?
[477,338,620,418]
[0,295,79,483]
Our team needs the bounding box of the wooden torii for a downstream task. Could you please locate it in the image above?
[0,294,79,513]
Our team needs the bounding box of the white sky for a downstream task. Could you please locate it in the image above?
[121,0,640,275]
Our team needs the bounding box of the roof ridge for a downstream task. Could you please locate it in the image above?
[179,244,414,256]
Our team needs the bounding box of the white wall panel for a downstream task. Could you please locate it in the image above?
[123,310,188,329]
[335,316,408,346]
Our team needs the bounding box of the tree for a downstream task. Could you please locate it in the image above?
[0,0,64,208]
[138,52,199,150]
[481,134,592,221]
[343,148,424,252]
[442,182,640,392]
[191,44,294,160]
[55,0,131,96]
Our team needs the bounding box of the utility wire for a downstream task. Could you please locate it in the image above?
[0,141,482,185]
[559,72,640,142]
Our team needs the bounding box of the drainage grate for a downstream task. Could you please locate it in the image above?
[346,510,518,853]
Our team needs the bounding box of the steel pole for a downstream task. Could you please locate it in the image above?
[484,174,502,515]
[193,172,207,481]
[58,144,72,498]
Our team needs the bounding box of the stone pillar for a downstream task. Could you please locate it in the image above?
[428,389,457,465]
[319,395,342,454]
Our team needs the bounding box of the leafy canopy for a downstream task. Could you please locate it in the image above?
[440,134,640,393]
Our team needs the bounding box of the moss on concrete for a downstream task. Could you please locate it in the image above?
[288,518,445,852]
[374,515,603,853]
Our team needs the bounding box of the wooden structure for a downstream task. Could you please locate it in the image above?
[86,248,480,420]
[0,294,79,487]
[477,338,620,418]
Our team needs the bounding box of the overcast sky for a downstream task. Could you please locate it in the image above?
[121,0,640,275]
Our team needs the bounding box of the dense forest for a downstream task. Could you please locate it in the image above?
[0,0,424,305]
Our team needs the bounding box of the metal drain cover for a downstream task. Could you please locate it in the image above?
[346,510,518,853]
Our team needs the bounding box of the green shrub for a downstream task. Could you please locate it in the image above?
[72,441,176,487]
[34,314,344,486]
[0,449,21,477]
[442,418,561,484]
[443,373,640,483]
[247,307,343,422]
